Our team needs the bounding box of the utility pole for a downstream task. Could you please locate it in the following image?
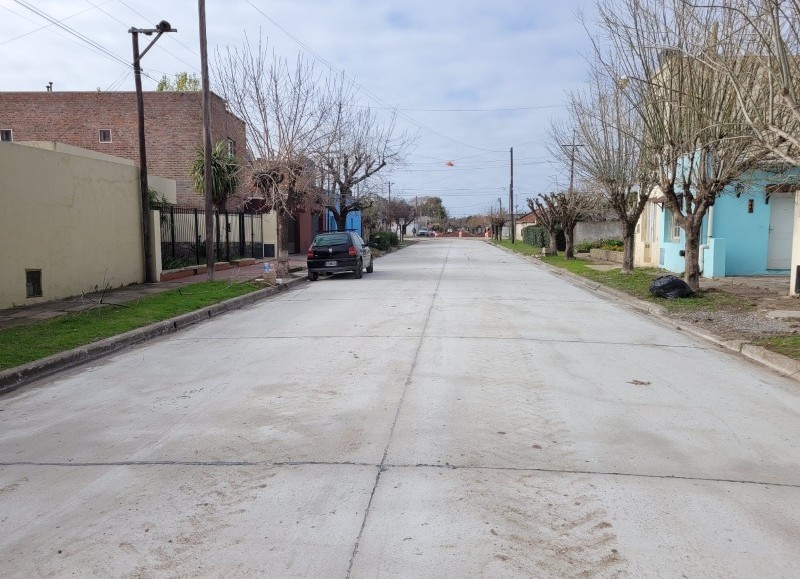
[198,0,214,280]
[509,147,515,244]
[562,129,583,198]
[497,197,503,240]
[129,20,176,284]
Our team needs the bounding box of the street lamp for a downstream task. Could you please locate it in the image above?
[129,20,177,283]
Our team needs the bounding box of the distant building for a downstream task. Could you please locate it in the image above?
[0,90,246,208]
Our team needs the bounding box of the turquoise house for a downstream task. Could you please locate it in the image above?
[644,167,798,278]
[326,209,362,235]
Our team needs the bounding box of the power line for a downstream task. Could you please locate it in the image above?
[0,2,111,46]
[115,0,203,61]
[13,0,129,68]
[81,0,201,74]
[10,0,161,83]
[351,104,562,112]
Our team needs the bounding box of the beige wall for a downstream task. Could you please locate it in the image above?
[790,191,800,295]
[0,142,173,309]
[634,189,664,268]
[263,212,277,248]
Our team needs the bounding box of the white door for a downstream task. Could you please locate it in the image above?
[767,193,795,269]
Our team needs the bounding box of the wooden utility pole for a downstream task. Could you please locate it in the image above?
[563,129,582,198]
[198,0,214,280]
[131,31,152,283]
[129,20,175,284]
[509,147,515,243]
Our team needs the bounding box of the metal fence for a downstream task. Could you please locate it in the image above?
[157,206,265,270]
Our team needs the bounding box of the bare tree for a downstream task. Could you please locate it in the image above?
[527,194,561,254]
[384,197,416,237]
[215,36,330,276]
[559,66,656,272]
[317,88,415,231]
[487,205,508,241]
[594,0,768,289]
[686,0,800,164]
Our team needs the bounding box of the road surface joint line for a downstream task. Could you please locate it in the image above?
[345,242,453,579]
[3,459,797,489]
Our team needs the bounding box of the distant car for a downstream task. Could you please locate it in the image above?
[306,231,373,281]
[417,229,435,237]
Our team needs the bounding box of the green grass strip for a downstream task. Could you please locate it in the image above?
[0,281,261,371]
[759,336,800,360]
[495,240,750,314]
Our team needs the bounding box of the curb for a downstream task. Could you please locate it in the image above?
[492,242,800,382]
[0,277,306,397]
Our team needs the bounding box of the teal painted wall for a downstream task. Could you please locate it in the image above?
[654,167,799,277]
[712,187,770,275]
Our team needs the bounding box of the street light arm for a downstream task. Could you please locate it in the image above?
[129,22,176,63]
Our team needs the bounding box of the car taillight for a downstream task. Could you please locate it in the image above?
[306,247,314,259]
[348,246,357,257]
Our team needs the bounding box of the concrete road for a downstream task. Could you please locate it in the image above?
[2,240,799,578]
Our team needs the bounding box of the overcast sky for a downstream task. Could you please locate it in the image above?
[1,0,597,218]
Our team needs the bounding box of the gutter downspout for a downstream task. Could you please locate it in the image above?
[699,206,714,275]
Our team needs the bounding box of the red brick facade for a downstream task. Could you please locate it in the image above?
[0,91,247,208]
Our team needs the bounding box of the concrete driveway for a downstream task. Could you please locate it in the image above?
[1,239,799,578]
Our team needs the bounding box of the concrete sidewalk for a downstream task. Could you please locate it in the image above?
[0,257,307,332]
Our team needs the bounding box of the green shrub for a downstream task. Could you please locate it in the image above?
[599,238,623,251]
[522,225,549,248]
[521,226,568,251]
[369,231,398,251]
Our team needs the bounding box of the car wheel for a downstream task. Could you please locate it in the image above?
[366,259,373,273]
[354,259,363,279]
[308,271,318,281]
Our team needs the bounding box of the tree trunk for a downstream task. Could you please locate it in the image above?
[564,226,575,259]
[621,221,636,274]
[547,228,558,256]
[335,211,348,231]
[683,221,702,291]
[276,209,290,278]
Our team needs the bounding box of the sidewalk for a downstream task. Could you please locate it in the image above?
[0,257,307,332]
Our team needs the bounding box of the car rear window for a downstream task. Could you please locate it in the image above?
[314,233,351,247]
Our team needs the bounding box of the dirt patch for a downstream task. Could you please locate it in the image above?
[669,279,800,341]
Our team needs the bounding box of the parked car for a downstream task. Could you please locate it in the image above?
[306,231,373,281]
[417,229,435,237]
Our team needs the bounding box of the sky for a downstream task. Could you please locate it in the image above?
[1,0,597,218]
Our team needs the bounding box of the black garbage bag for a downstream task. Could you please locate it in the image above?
[649,275,695,299]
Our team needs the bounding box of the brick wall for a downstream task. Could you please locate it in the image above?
[0,91,247,209]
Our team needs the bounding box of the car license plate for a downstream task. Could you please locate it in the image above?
[325,260,337,267]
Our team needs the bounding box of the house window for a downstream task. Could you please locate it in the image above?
[99,129,112,143]
[665,209,681,242]
[227,138,235,157]
[26,270,42,298]
[0,129,12,142]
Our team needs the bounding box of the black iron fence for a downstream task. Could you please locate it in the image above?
[157,206,265,270]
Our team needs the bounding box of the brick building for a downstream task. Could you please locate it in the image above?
[0,91,247,208]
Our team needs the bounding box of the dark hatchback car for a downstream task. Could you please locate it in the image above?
[306,231,374,281]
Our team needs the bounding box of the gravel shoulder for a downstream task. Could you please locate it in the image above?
[670,278,800,341]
